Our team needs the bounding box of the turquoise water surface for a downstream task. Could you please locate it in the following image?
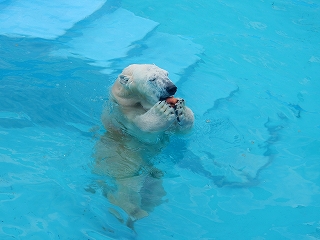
[1,0,320,239]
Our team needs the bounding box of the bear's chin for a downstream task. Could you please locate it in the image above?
[140,101,155,110]
[138,95,163,110]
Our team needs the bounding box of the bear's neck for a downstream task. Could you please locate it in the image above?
[111,81,139,107]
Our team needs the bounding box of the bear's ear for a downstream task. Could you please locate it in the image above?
[119,74,131,85]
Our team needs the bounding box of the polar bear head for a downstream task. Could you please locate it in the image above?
[111,64,177,110]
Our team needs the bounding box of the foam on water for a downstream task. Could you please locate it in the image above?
[0,0,320,239]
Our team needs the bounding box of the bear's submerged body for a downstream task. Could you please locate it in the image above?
[94,64,194,227]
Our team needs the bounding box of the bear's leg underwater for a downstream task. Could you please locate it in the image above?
[93,130,167,225]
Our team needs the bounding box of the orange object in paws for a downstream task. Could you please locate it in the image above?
[166,97,178,106]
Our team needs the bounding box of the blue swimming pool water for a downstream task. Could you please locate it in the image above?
[0,0,319,239]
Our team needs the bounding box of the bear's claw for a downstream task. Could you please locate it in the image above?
[173,99,186,125]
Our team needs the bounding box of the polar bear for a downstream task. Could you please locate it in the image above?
[94,64,194,227]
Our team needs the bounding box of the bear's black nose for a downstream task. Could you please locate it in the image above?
[166,83,177,95]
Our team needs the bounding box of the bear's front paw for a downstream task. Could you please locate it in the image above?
[155,100,176,121]
[148,100,176,130]
[134,100,176,132]
[173,99,186,124]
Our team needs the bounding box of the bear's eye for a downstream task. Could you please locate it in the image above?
[149,78,157,82]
